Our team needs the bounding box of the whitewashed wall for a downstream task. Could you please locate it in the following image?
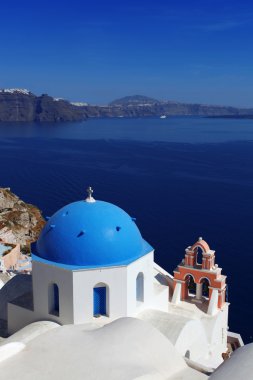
[72,265,128,324]
[32,261,74,324]
[175,319,209,361]
[8,251,162,333]
[126,251,154,315]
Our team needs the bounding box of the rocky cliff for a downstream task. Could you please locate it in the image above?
[1,91,253,122]
[35,95,87,122]
[0,90,87,122]
[0,188,45,245]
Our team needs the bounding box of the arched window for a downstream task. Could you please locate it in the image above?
[48,283,59,316]
[136,272,144,303]
[93,283,108,317]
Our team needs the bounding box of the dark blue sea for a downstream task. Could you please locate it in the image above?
[0,116,253,342]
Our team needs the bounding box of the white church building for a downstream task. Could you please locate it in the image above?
[8,188,167,331]
[6,187,241,371]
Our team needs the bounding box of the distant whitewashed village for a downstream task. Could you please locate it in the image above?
[0,186,251,379]
[1,88,253,124]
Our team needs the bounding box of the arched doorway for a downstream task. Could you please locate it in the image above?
[93,283,108,317]
[136,272,144,303]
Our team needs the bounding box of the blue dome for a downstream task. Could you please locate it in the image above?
[35,200,153,268]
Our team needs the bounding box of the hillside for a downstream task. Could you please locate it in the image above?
[109,95,160,106]
[0,90,87,122]
[0,188,45,245]
[106,95,253,117]
[1,90,253,121]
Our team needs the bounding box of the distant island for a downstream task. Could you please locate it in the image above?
[0,89,253,122]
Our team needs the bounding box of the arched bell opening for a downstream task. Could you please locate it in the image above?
[200,278,210,299]
[194,246,204,266]
[185,274,196,297]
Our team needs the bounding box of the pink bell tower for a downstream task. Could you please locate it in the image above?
[172,238,227,314]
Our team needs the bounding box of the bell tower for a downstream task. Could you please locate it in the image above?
[172,238,227,315]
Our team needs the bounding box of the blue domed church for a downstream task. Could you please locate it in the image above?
[6,188,234,368]
[8,188,168,333]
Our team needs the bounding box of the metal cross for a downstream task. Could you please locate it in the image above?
[86,186,94,199]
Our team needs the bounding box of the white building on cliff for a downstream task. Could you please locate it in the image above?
[0,188,244,379]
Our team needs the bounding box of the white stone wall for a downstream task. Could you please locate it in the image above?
[175,320,209,361]
[32,261,74,325]
[8,261,75,334]
[126,251,155,315]
[8,252,159,332]
[72,252,155,324]
[72,265,128,324]
[174,303,229,366]
[208,303,229,362]
[8,304,44,335]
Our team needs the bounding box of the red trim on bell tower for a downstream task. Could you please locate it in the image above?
[173,238,227,310]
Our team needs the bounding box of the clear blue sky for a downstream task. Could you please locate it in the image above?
[1,0,253,106]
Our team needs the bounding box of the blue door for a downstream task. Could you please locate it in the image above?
[93,286,106,316]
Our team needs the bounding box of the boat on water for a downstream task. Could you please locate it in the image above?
[160,115,167,119]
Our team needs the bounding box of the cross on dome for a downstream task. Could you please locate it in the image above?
[85,186,96,203]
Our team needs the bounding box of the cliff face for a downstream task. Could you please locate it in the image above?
[35,95,87,122]
[0,91,87,122]
[81,103,253,118]
[81,95,253,118]
[0,91,253,122]
[0,188,45,245]
[0,91,36,122]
